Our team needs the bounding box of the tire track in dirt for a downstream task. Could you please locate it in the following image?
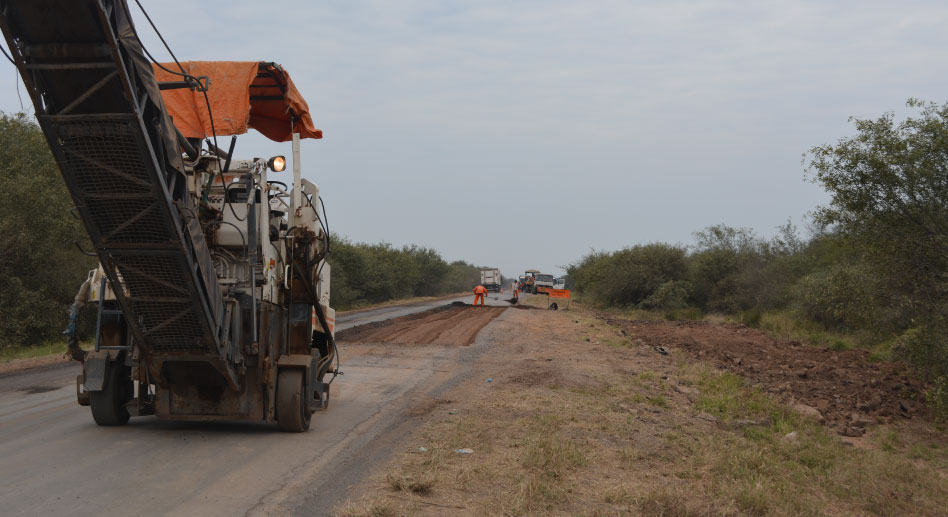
[336,303,507,345]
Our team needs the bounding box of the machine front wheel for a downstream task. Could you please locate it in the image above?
[90,364,131,426]
[277,369,311,432]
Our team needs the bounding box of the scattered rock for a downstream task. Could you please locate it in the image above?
[783,431,798,443]
[796,369,809,379]
[792,403,825,424]
[654,346,669,356]
[734,357,743,366]
[838,425,865,437]
[631,339,644,347]
[858,392,883,412]
[850,413,871,428]
[734,419,761,429]
[674,384,700,398]
[696,412,720,423]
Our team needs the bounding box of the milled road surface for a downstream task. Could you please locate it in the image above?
[0,294,510,516]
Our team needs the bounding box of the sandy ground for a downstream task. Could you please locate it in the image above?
[338,302,948,516]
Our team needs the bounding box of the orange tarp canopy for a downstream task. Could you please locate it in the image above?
[153,61,322,142]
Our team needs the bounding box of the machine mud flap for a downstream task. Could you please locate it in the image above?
[83,354,109,392]
[82,350,121,392]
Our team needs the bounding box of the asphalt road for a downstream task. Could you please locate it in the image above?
[0,294,508,516]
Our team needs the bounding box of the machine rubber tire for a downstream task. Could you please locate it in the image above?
[277,369,311,432]
[90,364,131,426]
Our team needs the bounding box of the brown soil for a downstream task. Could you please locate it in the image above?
[336,304,508,345]
[602,317,928,429]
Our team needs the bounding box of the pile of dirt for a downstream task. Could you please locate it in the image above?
[336,305,507,345]
[603,317,928,431]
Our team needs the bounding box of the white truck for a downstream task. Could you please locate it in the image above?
[535,273,555,292]
[480,268,502,292]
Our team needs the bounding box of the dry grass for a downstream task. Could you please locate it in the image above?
[335,304,948,516]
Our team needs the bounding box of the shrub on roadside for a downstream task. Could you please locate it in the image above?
[567,243,688,307]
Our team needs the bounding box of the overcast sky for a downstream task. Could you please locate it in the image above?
[2,1,947,278]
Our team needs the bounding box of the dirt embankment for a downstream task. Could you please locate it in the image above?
[604,317,928,430]
[336,303,507,345]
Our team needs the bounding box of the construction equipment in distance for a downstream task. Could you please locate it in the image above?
[0,0,336,432]
[480,268,502,293]
[534,273,555,292]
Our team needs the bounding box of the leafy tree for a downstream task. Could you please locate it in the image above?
[807,99,948,316]
[0,113,95,348]
[807,99,948,380]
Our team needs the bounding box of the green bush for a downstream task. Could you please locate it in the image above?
[793,262,880,331]
[0,113,95,349]
[927,376,948,423]
[567,243,688,307]
[638,280,691,310]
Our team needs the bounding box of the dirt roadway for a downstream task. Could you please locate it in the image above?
[337,303,508,345]
[0,296,505,517]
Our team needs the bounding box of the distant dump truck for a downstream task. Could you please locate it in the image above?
[480,268,502,292]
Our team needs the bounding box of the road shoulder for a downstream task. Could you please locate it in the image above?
[335,304,948,515]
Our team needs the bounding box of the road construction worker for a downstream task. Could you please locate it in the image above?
[473,284,488,306]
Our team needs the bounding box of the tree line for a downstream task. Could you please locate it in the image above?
[328,236,483,310]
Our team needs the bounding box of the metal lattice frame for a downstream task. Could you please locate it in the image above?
[0,0,236,385]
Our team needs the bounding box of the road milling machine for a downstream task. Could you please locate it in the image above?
[0,0,338,431]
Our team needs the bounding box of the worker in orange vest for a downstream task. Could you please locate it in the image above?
[473,284,488,306]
